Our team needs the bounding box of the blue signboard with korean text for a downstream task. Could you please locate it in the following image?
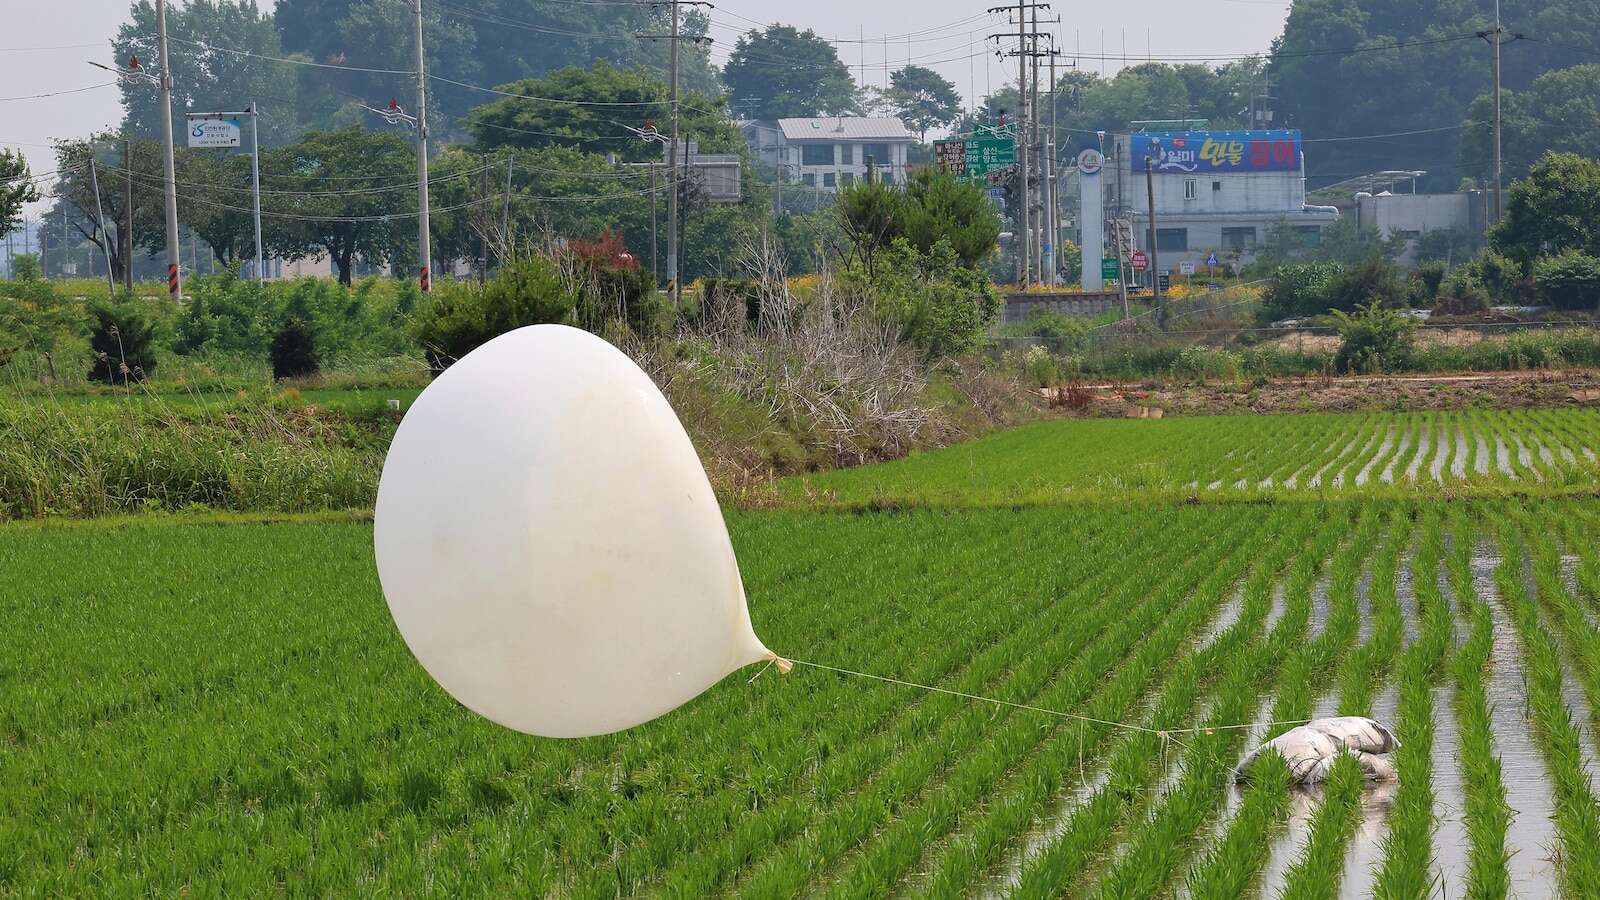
[1130,130,1301,174]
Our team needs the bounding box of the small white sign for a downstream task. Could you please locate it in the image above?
[186,116,242,148]
[1179,261,1196,275]
[1076,148,1103,176]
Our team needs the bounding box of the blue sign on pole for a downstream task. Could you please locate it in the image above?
[1131,131,1302,174]
[1206,252,1219,267]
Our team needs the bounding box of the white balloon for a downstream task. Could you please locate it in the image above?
[374,324,777,738]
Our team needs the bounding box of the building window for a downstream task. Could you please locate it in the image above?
[839,144,854,165]
[1184,179,1198,201]
[823,172,836,188]
[1294,225,1323,247]
[1156,228,1188,252]
[1221,226,1257,250]
[801,173,816,187]
[1394,229,1421,242]
[801,144,833,166]
[840,172,855,186]
[1212,181,1222,192]
[860,143,891,166]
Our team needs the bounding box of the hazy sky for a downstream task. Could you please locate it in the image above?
[4,0,1291,215]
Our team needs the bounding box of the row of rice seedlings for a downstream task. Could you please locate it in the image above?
[284,507,1143,893]
[3,512,1036,891]
[1272,509,1412,900]
[554,510,1092,894]
[596,506,1198,897]
[1009,507,1382,900]
[1263,415,1352,489]
[1176,513,1351,899]
[765,510,1286,899]
[1371,507,1454,897]
[1492,514,1600,897]
[1083,513,1346,899]
[461,508,1108,894]
[1526,504,1600,744]
[1439,504,1514,899]
[1215,414,1323,490]
[906,506,1340,899]
[1277,753,1367,900]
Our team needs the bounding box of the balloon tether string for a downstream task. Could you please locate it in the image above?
[766,655,1312,738]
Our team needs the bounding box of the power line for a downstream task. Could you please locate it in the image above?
[0,82,118,102]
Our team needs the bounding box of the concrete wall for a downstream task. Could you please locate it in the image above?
[1004,291,1123,322]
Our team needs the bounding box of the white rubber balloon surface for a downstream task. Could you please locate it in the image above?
[374,324,772,738]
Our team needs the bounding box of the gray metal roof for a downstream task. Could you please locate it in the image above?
[777,117,913,142]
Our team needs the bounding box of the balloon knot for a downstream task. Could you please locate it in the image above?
[765,651,794,675]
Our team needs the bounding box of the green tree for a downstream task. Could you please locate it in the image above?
[0,149,38,236]
[1534,250,1600,311]
[724,25,859,122]
[262,128,416,285]
[49,134,167,284]
[1331,301,1416,374]
[1492,152,1600,266]
[115,1,301,143]
[1462,65,1600,184]
[896,168,1001,268]
[889,66,962,141]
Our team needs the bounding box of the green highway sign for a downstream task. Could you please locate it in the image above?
[934,134,1016,180]
[1101,257,1121,281]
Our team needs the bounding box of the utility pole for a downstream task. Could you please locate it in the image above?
[1478,4,1520,224]
[156,0,181,299]
[413,0,432,292]
[1045,47,1059,286]
[989,3,1050,285]
[249,103,263,284]
[668,0,680,301]
[1145,151,1162,317]
[123,138,133,291]
[641,2,710,300]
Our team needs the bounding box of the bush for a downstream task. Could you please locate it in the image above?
[1433,272,1491,316]
[1331,301,1416,374]
[1534,250,1600,311]
[86,296,160,383]
[1258,262,1345,323]
[1409,261,1448,307]
[1171,345,1243,384]
[1324,258,1407,314]
[270,317,320,380]
[410,254,577,373]
[1023,345,1058,387]
[1021,307,1089,345]
[868,238,1000,358]
[9,254,41,281]
[1461,249,1523,304]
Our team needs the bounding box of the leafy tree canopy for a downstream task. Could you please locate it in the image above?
[0,150,38,236]
[889,66,962,142]
[724,25,859,122]
[1492,151,1600,265]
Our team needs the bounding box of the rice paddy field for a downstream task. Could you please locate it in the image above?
[5,407,1600,897]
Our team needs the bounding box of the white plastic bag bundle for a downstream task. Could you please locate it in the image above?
[1233,716,1400,785]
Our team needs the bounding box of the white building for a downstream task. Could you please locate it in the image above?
[1093,130,1340,272]
[741,117,914,191]
[1355,190,1489,265]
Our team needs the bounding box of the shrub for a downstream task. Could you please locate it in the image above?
[86,296,160,383]
[1409,261,1447,307]
[410,254,577,373]
[869,238,1000,358]
[1023,345,1058,387]
[1331,301,1416,374]
[1021,307,1089,346]
[1433,273,1491,316]
[1171,345,1243,384]
[9,254,41,281]
[269,317,320,380]
[1258,262,1345,323]
[1534,250,1600,311]
[1324,258,1407,313]
[1461,249,1523,304]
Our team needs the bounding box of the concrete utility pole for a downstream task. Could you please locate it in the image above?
[88,155,115,293]
[1045,48,1057,286]
[1477,3,1520,224]
[413,0,432,292]
[1018,0,1030,284]
[249,103,263,284]
[668,0,680,301]
[123,138,133,291]
[156,0,182,299]
[1145,151,1162,314]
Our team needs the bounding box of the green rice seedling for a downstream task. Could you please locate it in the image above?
[1182,751,1293,899]
[1441,505,1513,900]
[1372,509,1451,899]
[1278,753,1366,900]
[905,508,1341,899]
[1493,513,1600,897]
[769,511,1287,900]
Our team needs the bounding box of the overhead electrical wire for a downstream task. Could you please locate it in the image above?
[0,82,119,102]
